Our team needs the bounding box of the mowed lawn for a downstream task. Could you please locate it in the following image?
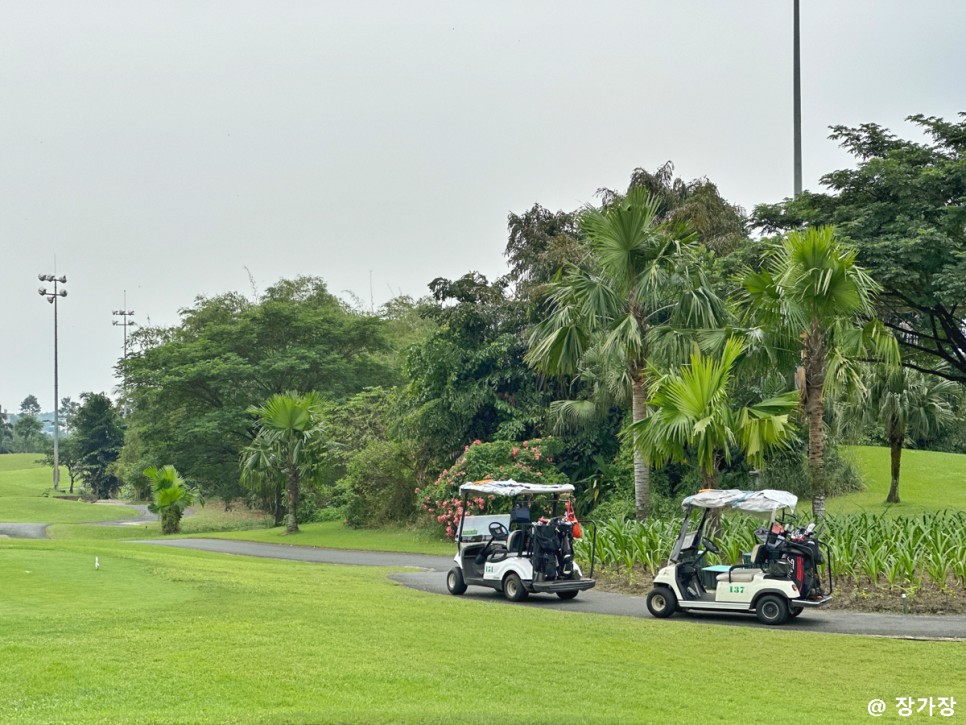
[1,538,962,725]
[834,446,966,515]
[0,455,136,524]
[206,519,453,556]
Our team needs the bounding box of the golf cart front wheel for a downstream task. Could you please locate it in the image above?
[446,568,467,596]
[503,573,529,602]
[755,595,789,625]
[556,590,579,600]
[646,587,677,618]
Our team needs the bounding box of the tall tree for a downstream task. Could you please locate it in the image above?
[401,273,550,471]
[527,188,725,519]
[744,226,898,518]
[11,414,45,453]
[753,114,966,382]
[240,391,330,534]
[600,161,748,254]
[852,366,958,504]
[73,392,125,498]
[19,395,41,416]
[120,276,395,502]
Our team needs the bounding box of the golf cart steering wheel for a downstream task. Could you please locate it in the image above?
[489,522,509,540]
[702,537,719,554]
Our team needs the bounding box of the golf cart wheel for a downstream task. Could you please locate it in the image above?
[503,573,529,602]
[556,590,579,600]
[755,594,789,626]
[446,568,467,596]
[789,606,804,618]
[646,587,677,618]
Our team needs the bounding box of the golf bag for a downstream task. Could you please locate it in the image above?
[531,519,576,581]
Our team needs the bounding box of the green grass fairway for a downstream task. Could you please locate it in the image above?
[205,520,453,556]
[0,455,135,524]
[834,446,966,515]
[0,539,961,724]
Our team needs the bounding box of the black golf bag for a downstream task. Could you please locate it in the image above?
[531,519,576,581]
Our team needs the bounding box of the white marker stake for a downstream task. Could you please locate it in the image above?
[95,556,100,570]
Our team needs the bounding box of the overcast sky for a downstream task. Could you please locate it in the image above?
[1,1,963,411]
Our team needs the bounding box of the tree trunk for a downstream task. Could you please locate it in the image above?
[273,483,285,527]
[631,373,650,521]
[285,467,299,534]
[805,321,828,520]
[887,419,903,504]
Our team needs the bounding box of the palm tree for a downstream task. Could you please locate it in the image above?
[627,338,799,489]
[527,187,725,519]
[240,391,329,534]
[744,226,898,518]
[145,465,196,534]
[854,366,958,503]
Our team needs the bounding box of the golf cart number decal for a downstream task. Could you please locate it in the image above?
[728,585,745,593]
[485,564,495,574]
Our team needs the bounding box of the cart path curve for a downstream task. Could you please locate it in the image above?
[132,538,966,641]
[0,501,194,539]
[0,523,49,539]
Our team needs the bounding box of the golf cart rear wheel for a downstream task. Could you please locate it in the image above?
[556,590,579,600]
[755,594,789,625]
[789,606,804,618]
[646,587,677,618]
[446,568,467,596]
[503,573,529,602]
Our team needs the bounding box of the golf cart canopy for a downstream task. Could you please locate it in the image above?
[459,480,575,497]
[681,489,797,513]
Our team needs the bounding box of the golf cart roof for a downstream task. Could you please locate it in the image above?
[459,479,575,497]
[681,489,797,513]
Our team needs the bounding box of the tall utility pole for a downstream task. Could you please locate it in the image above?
[113,292,136,413]
[112,291,136,360]
[38,274,67,490]
[793,0,803,197]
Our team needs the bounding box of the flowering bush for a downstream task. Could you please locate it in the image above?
[418,438,569,537]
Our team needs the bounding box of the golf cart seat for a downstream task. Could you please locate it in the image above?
[716,568,760,583]
[506,529,527,555]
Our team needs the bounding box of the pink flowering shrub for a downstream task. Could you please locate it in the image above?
[418,438,567,537]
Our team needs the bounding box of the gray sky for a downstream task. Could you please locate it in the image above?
[1,1,964,411]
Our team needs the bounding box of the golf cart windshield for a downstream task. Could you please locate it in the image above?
[459,480,575,497]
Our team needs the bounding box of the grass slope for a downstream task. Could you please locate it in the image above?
[205,520,453,556]
[0,455,136,524]
[834,446,966,515]
[1,538,961,724]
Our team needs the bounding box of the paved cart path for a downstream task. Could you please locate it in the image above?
[134,538,966,641]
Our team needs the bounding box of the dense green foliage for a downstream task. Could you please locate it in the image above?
[98,136,966,529]
[73,392,125,498]
[121,278,397,505]
[754,114,966,382]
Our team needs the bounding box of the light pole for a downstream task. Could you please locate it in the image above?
[112,291,136,360]
[113,292,136,411]
[793,0,802,197]
[38,274,67,490]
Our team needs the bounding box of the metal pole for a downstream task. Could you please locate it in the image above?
[53,284,60,490]
[38,273,66,490]
[793,0,802,197]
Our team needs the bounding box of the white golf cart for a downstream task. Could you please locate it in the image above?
[446,480,597,602]
[646,489,832,625]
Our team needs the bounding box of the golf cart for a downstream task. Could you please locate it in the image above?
[646,489,832,625]
[446,480,597,602]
